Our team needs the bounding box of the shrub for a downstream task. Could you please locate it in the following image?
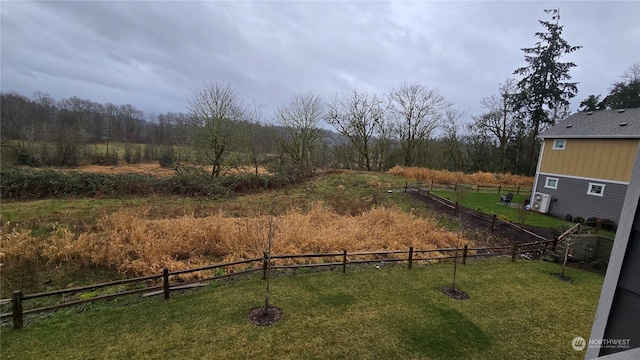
[590,261,607,272]
[15,148,38,166]
[91,152,118,166]
[124,144,143,164]
[586,217,599,225]
[0,166,306,200]
[601,219,617,232]
[144,144,159,161]
[159,150,176,168]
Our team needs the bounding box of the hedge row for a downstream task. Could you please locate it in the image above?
[1,167,302,200]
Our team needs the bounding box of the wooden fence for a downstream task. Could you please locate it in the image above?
[404,181,531,195]
[1,239,558,329]
[3,184,577,330]
[406,186,545,239]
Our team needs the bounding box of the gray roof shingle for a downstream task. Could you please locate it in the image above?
[539,107,640,139]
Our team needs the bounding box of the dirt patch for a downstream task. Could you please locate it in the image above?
[440,285,470,300]
[550,273,574,282]
[248,305,283,326]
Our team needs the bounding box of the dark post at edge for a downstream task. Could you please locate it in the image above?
[12,290,23,329]
[163,268,170,299]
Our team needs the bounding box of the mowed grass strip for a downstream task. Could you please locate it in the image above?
[432,190,568,229]
[1,258,602,360]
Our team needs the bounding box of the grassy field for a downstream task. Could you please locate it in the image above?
[1,258,602,359]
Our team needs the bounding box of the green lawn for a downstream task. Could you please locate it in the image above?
[432,190,570,229]
[1,258,603,360]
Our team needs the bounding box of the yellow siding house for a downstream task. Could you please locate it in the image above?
[532,107,640,223]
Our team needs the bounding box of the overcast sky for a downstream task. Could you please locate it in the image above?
[2,1,639,126]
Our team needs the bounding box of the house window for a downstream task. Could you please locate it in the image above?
[544,177,559,189]
[587,183,605,197]
[552,139,566,150]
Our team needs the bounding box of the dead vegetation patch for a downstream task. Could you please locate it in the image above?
[0,204,470,294]
[389,166,533,186]
[61,162,270,178]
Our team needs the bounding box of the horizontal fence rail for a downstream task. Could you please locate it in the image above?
[404,181,532,195]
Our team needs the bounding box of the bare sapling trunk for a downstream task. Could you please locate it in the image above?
[561,236,572,279]
[264,195,277,310]
[452,237,459,291]
[450,188,465,291]
[441,196,470,300]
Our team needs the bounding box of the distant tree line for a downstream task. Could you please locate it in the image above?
[2,9,638,177]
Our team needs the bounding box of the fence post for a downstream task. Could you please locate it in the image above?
[408,247,414,269]
[342,250,347,273]
[476,184,480,193]
[596,219,602,233]
[498,185,502,194]
[516,186,520,195]
[511,242,518,262]
[462,244,468,265]
[162,268,170,299]
[430,180,434,191]
[12,290,23,329]
[454,183,458,192]
[491,214,497,232]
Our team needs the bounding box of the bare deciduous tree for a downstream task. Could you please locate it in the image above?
[325,89,388,171]
[243,101,266,176]
[441,108,467,171]
[390,83,449,167]
[471,79,518,173]
[276,92,324,169]
[188,82,246,178]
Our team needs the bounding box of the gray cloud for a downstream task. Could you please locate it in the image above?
[2,1,639,123]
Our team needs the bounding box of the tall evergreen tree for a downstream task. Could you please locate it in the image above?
[513,9,582,175]
[578,95,604,112]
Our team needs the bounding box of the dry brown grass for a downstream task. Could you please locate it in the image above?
[0,204,468,286]
[388,166,533,186]
[61,162,269,177]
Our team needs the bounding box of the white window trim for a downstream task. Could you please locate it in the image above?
[587,182,606,197]
[544,177,559,189]
[552,139,566,150]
